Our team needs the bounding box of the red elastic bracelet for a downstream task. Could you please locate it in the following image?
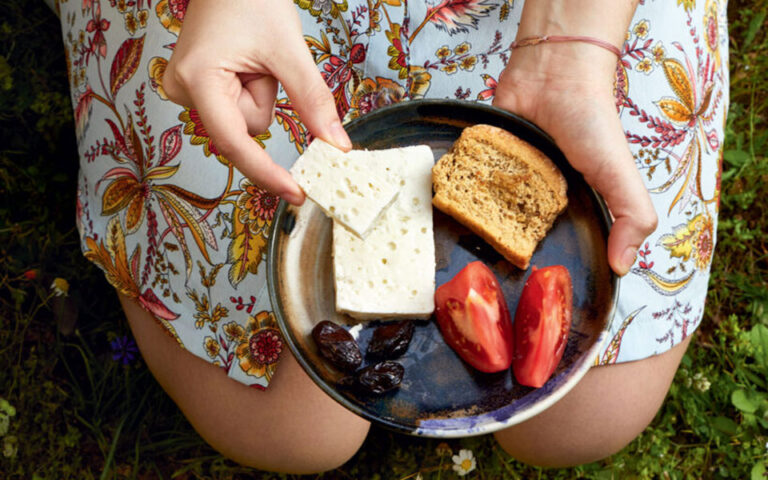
[509,35,622,58]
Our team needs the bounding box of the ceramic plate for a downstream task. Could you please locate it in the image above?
[267,99,618,438]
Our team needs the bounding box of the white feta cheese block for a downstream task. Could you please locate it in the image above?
[290,139,406,238]
[333,145,436,320]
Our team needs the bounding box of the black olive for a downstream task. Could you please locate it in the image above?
[366,320,415,360]
[311,320,362,372]
[356,360,404,394]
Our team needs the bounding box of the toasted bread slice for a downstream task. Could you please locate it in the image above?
[431,124,568,269]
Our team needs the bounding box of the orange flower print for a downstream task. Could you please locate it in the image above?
[658,213,714,271]
[635,58,653,75]
[235,179,279,231]
[222,321,245,341]
[346,77,406,121]
[127,12,138,34]
[436,45,451,59]
[204,336,220,358]
[235,311,283,380]
[156,0,188,35]
[633,19,650,39]
[652,41,665,64]
[441,62,458,75]
[408,66,432,99]
[693,214,714,270]
[459,55,477,72]
[453,42,471,56]
[137,9,148,28]
[148,56,169,100]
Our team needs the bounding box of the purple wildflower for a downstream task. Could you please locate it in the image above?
[110,335,138,365]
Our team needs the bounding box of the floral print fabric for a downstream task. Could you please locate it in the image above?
[57,0,728,387]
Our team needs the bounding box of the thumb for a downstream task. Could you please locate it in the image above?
[563,111,658,277]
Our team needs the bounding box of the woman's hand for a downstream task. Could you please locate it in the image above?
[162,0,352,205]
[493,0,656,277]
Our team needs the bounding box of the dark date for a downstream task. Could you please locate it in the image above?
[358,361,404,394]
[366,320,415,360]
[339,361,404,395]
[311,320,362,372]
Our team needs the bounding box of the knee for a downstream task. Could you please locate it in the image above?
[493,411,655,468]
[199,418,370,474]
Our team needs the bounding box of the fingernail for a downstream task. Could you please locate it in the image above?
[281,188,305,206]
[618,246,638,276]
[330,121,352,151]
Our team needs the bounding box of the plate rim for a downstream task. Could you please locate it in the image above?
[267,99,619,437]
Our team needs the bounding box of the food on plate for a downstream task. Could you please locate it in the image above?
[333,146,436,319]
[312,319,407,395]
[431,124,568,270]
[366,320,415,360]
[512,265,573,388]
[311,320,362,372]
[290,139,410,238]
[434,261,515,373]
[339,360,405,395]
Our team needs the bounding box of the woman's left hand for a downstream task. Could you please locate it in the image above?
[493,42,657,277]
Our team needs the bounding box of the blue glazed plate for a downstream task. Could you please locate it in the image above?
[267,99,618,438]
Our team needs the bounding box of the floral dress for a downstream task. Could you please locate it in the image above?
[55,0,729,388]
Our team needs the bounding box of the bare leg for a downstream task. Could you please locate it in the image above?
[118,293,370,474]
[494,335,691,468]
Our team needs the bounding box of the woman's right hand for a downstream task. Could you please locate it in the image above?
[162,0,352,205]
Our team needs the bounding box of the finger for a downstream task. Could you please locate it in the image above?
[570,115,658,277]
[269,38,352,152]
[162,56,195,108]
[189,70,305,205]
[238,75,279,135]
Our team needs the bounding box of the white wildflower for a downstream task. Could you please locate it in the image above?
[51,277,70,297]
[692,372,711,392]
[452,449,476,476]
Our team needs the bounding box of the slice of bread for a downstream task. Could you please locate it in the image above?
[431,124,568,270]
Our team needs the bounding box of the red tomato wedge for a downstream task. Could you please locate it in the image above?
[512,265,573,388]
[434,261,514,373]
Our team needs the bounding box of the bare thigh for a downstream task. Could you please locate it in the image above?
[118,293,370,474]
[494,335,691,468]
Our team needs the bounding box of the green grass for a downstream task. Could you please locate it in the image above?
[1,0,767,478]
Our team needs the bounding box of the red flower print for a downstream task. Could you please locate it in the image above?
[477,74,496,100]
[168,0,189,21]
[235,312,283,379]
[157,0,189,34]
[249,328,283,366]
[86,5,111,58]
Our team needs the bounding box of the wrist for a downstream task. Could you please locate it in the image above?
[516,0,636,48]
[508,0,638,83]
